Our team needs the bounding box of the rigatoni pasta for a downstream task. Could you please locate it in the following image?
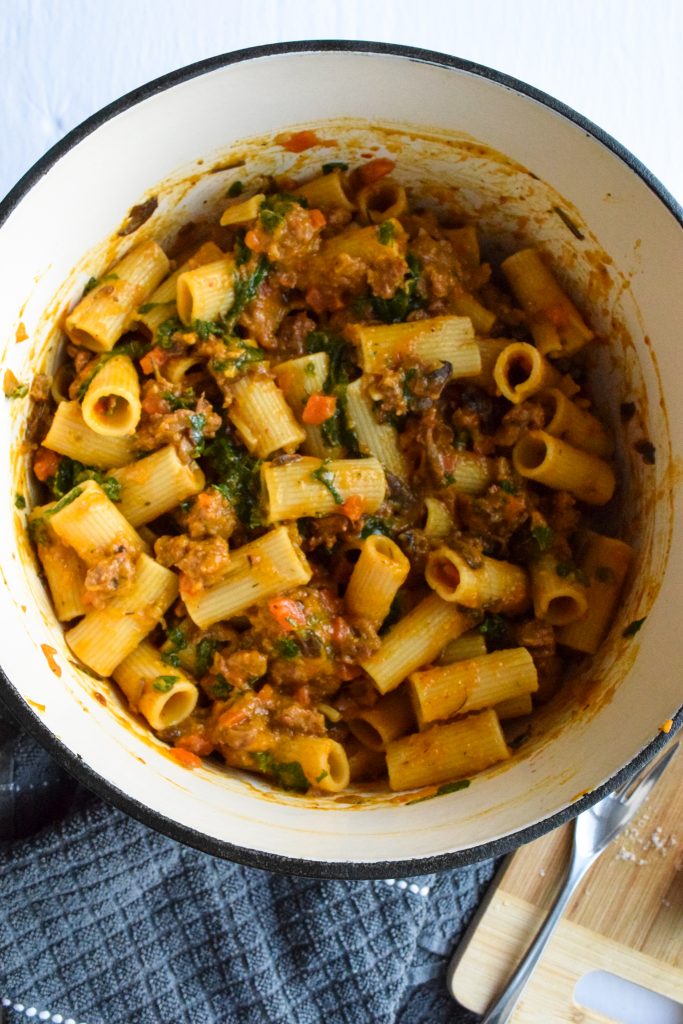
[23,154,632,798]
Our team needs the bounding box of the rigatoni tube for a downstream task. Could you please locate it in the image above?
[426,546,530,615]
[360,594,473,695]
[344,535,410,627]
[409,648,538,728]
[66,554,178,676]
[344,378,408,479]
[531,552,589,626]
[42,400,134,468]
[48,480,147,566]
[557,531,634,653]
[176,256,236,324]
[228,375,305,459]
[65,241,170,353]
[108,446,205,527]
[501,248,594,356]
[274,352,340,460]
[386,709,510,791]
[273,736,350,793]
[512,430,615,505]
[493,341,562,404]
[537,388,614,457]
[347,688,415,751]
[113,640,198,730]
[262,456,386,523]
[80,354,141,437]
[184,526,312,629]
[347,315,479,377]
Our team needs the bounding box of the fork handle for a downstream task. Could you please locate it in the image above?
[479,848,596,1024]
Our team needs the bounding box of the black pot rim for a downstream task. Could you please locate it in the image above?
[1,39,681,880]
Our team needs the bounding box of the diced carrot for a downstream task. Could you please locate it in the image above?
[196,491,213,508]
[139,346,168,376]
[660,719,673,734]
[294,685,311,706]
[268,597,307,632]
[281,130,324,153]
[245,229,266,252]
[302,393,336,425]
[177,734,214,757]
[340,494,363,521]
[309,208,327,230]
[355,157,395,188]
[218,701,252,730]
[33,447,60,482]
[257,684,275,704]
[170,748,202,769]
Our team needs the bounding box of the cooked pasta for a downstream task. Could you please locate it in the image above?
[24,155,630,798]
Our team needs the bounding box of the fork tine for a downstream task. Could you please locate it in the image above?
[615,740,679,803]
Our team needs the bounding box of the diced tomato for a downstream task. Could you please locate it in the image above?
[340,494,363,521]
[218,700,251,730]
[355,158,395,188]
[176,734,214,757]
[302,393,336,425]
[139,346,169,376]
[268,597,307,632]
[308,208,327,230]
[33,447,60,483]
[281,130,325,153]
[170,748,202,769]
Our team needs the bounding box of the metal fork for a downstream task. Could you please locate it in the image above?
[447,740,680,1024]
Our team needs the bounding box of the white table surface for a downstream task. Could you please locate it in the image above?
[1,3,681,1022]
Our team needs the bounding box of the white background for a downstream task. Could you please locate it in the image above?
[2,2,681,1022]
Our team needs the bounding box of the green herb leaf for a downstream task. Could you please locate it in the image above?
[531,524,555,552]
[257,192,307,234]
[315,770,329,783]
[14,494,26,510]
[371,251,424,324]
[82,276,99,296]
[233,231,251,267]
[322,161,348,174]
[189,413,206,457]
[138,301,162,315]
[162,389,196,411]
[152,675,179,693]
[156,316,184,350]
[437,779,471,796]
[311,459,343,504]
[204,435,263,530]
[274,637,300,659]
[595,565,616,584]
[225,254,270,326]
[377,220,395,245]
[623,617,646,637]
[228,180,244,197]
[76,338,149,400]
[360,516,395,539]
[479,614,509,649]
[498,479,517,494]
[6,383,28,399]
[195,637,218,677]
[162,625,188,668]
[210,674,234,699]
[251,751,309,792]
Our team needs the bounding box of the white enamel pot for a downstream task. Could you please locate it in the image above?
[0,42,680,878]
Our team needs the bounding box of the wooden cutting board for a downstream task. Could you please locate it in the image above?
[450,744,683,1022]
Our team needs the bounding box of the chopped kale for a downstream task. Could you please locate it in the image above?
[162,625,188,668]
[377,220,395,245]
[227,180,244,197]
[595,565,616,583]
[322,161,348,174]
[6,382,28,399]
[623,617,646,638]
[226,255,270,324]
[152,675,179,693]
[498,479,517,494]
[531,524,555,553]
[210,674,233,699]
[14,494,26,510]
[370,252,424,324]
[195,637,218,677]
[274,637,300,659]
[204,435,263,530]
[411,778,471,803]
[251,751,309,792]
[257,192,308,233]
[82,271,119,297]
[156,316,184,350]
[47,457,121,503]
[360,516,395,539]
[233,231,251,267]
[138,301,162,315]
[188,413,206,457]
[315,770,329,783]
[162,389,196,411]
[311,460,343,504]
[479,614,510,650]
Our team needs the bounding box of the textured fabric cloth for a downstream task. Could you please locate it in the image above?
[0,715,495,1024]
